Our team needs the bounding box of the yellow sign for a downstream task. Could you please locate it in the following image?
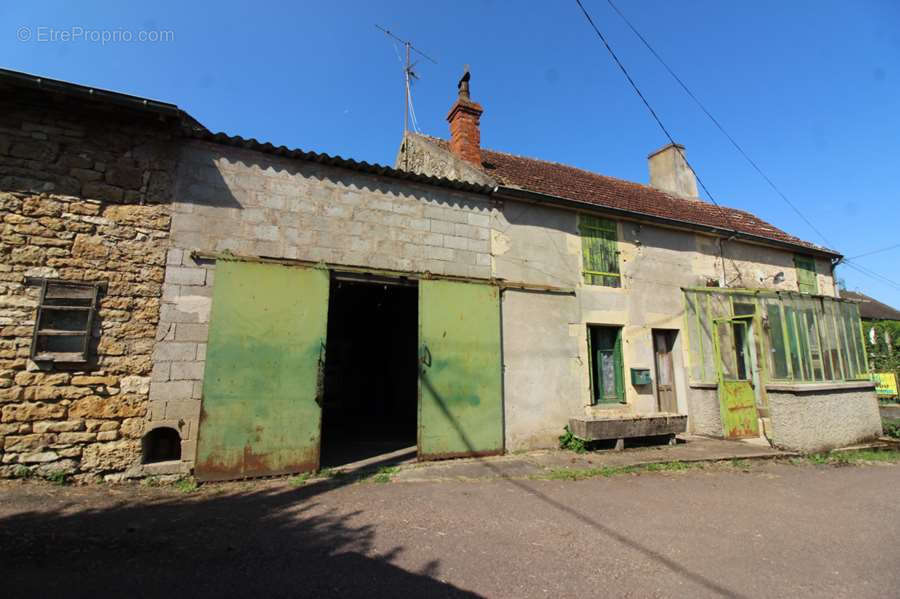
[871,372,898,397]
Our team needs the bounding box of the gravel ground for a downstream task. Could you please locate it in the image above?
[1,460,898,598]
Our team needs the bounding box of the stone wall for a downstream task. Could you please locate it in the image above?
[768,383,883,452]
[0,88,178,481]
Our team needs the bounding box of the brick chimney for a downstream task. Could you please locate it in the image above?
[446,66,483,166]
[648,143,699,200]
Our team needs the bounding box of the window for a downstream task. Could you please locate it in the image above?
[30,280,100,363]
[580,215,620,287]
[684,289,869,384]
[588,325,624,403]
[794,255,817,294]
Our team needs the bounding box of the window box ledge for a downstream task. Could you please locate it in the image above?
[765,381,876,393]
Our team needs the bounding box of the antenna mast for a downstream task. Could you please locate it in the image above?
[376,25,437,138]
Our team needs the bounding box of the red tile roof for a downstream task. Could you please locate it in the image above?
[424,136,835,255]
[838,291,900,321]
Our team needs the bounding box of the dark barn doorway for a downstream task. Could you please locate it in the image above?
[320,275,419,468]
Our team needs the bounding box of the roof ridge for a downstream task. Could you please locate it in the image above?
[420,133,746,214]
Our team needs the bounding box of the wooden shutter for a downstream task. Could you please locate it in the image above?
[580,216,621,287]
[794,255,817,294]
[31,280,99,363]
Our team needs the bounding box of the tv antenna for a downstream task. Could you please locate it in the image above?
[376,25,437,138]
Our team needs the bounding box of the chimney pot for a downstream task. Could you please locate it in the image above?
[648,143,700,200]
[446,66,483,167]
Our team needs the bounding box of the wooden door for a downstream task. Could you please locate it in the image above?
[653,330,678,413]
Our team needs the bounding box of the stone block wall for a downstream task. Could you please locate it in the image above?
[0,88,178,481]
[147,140,498,468]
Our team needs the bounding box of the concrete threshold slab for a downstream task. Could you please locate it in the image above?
[390,437,799,483]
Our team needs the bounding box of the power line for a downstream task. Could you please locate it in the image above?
[846,243,900,261]
[573,0,740,234]
[576,2,894,293]
[604,0,835,250]
[841,260,900,291]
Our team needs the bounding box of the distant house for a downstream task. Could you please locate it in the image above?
[840,290,899,398]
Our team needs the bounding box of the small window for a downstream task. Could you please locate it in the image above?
[31,280,100,363]
[580,215,621,287]
[588,325,624,404]
[794,255,817,294]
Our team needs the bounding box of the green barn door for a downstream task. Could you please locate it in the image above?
[195,261,329,482]
[713,317,759,439]
[418,280,503,459]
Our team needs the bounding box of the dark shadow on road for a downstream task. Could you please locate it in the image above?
[420,373,748,599]
[0,478,479,599]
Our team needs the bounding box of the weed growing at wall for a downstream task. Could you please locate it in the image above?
[558,426,587,454]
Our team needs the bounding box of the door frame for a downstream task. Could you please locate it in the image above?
[652,329,678,413]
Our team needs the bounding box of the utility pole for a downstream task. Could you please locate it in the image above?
[376,25,437,140]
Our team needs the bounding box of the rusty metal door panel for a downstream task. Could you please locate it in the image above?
[418,280,503,459]
[195,261,329,482]
[714,318,759,439]
[719,380,759,438]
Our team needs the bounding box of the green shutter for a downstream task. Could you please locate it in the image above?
[794,255,817,294]
[587,327,597,405]
[613,328,625,401]
[580,215,621,287]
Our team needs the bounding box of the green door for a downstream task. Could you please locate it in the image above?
[195,261,329,482]
[713,317,759,439]
[418,280,503,459]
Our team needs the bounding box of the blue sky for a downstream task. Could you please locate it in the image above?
[4,1,899,305]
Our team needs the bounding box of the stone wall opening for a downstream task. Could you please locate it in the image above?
[142,427,181,464]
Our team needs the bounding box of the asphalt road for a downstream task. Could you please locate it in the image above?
[1,461,898,598]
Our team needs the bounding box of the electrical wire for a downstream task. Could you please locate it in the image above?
[573,0,740,234]
[841,260,900,291]
[846,243,900,261]
[605,0,835,250]
[589,1,898,292]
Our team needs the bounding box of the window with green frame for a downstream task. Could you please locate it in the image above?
[588,325,625,403]
[684,289,869,385]
[580,215,621,287]
[794,255,817,294]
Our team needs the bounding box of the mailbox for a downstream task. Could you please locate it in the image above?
[630,368,652,385]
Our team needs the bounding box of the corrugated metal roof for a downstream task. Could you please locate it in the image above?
[188,130,495,195]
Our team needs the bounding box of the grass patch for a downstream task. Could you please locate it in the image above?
[882,418,900,439]
[800,448,900,466]
[729,459,752,471]
[11,465,32,479]
[44,471,69,486]
[367,466,399,484]
[317,468,346,479]
[289,472,312,487]
[539,460,702,481]
[174,477,199,494]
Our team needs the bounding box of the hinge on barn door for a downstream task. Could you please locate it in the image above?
[315,339,326,406]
